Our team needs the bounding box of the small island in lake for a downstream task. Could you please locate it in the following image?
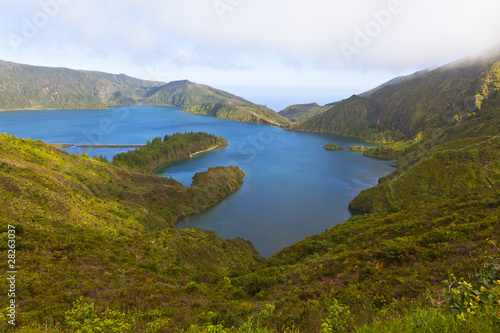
[323,144,366,152]
[323,144,346,151]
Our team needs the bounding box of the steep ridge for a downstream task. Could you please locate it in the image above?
[141,79,249,107]
[0,60,163,110]
[292,50,500,142]
[144,80,292,127]
[278,102,332,122]
[358,69,431,98]
[0,60,291,127]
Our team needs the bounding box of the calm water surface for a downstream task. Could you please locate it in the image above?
[0,106,396,257]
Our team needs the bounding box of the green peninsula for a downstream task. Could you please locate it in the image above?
[183,102,291,127]
[112,132,227,172]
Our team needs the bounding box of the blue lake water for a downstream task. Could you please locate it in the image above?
[0,106,396,257]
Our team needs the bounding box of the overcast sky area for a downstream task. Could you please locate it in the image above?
[1,0,500,110]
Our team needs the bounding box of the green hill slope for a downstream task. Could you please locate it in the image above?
[141,80,248,107]
[358,69,430,98]
[144,80,292,127]
[0,61,291,127]
[0,60,164,110]
[278,103,332,122]
[183,102,292,127]
[351,135,500,214]
[2,131,498,332]
[292,51,500,142]
[0,133,262,331]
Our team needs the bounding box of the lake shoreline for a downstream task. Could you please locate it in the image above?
[2,106,396,257]
[191,145,224,157]
[49,144,145,149]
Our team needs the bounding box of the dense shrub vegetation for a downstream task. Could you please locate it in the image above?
[112,132,227,171]
[1,131,499,332]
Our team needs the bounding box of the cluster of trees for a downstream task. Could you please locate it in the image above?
[112,132,227,171]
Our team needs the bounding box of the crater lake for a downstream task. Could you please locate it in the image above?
[0,106,396,257]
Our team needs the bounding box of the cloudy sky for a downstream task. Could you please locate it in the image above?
[1,0,499,110]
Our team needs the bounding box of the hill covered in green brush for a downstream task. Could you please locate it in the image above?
[1,132,499,332]
[183,102,291,127]
[141,80,248,107]
[278,103,331,122]
[0,61,291,127]
[0,60,164,110]
[143,80,292,127]
[0,133,263,331]
[358,69,430,98]
[292,50,500,143]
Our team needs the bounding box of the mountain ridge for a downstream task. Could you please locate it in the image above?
[291,50,500,142]
[278,69,430,123]
[278,102,332,122]
[143,79,292,126]
[0,59,165,110]
[0,60,291,126]
[358,69,431,98]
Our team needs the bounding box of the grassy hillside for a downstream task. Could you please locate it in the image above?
[350,83,500,214]
[184,103,292,127]
[1,131,498,332]
[292,51,500,142]
[279,103,331,122]
[0,61,291,127]
[0,60,164,110]
[0,133,264,331]
[141,80,248,107]
[144,80,292,127]
[351,135,500,214]
[255,188,500,332]
[358,69,430,98]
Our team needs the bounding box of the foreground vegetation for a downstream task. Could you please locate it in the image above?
[0,133,262,331]
[1,126,499,332]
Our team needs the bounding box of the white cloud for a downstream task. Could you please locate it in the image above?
[1,0,500,108]
[4,0,500,68]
